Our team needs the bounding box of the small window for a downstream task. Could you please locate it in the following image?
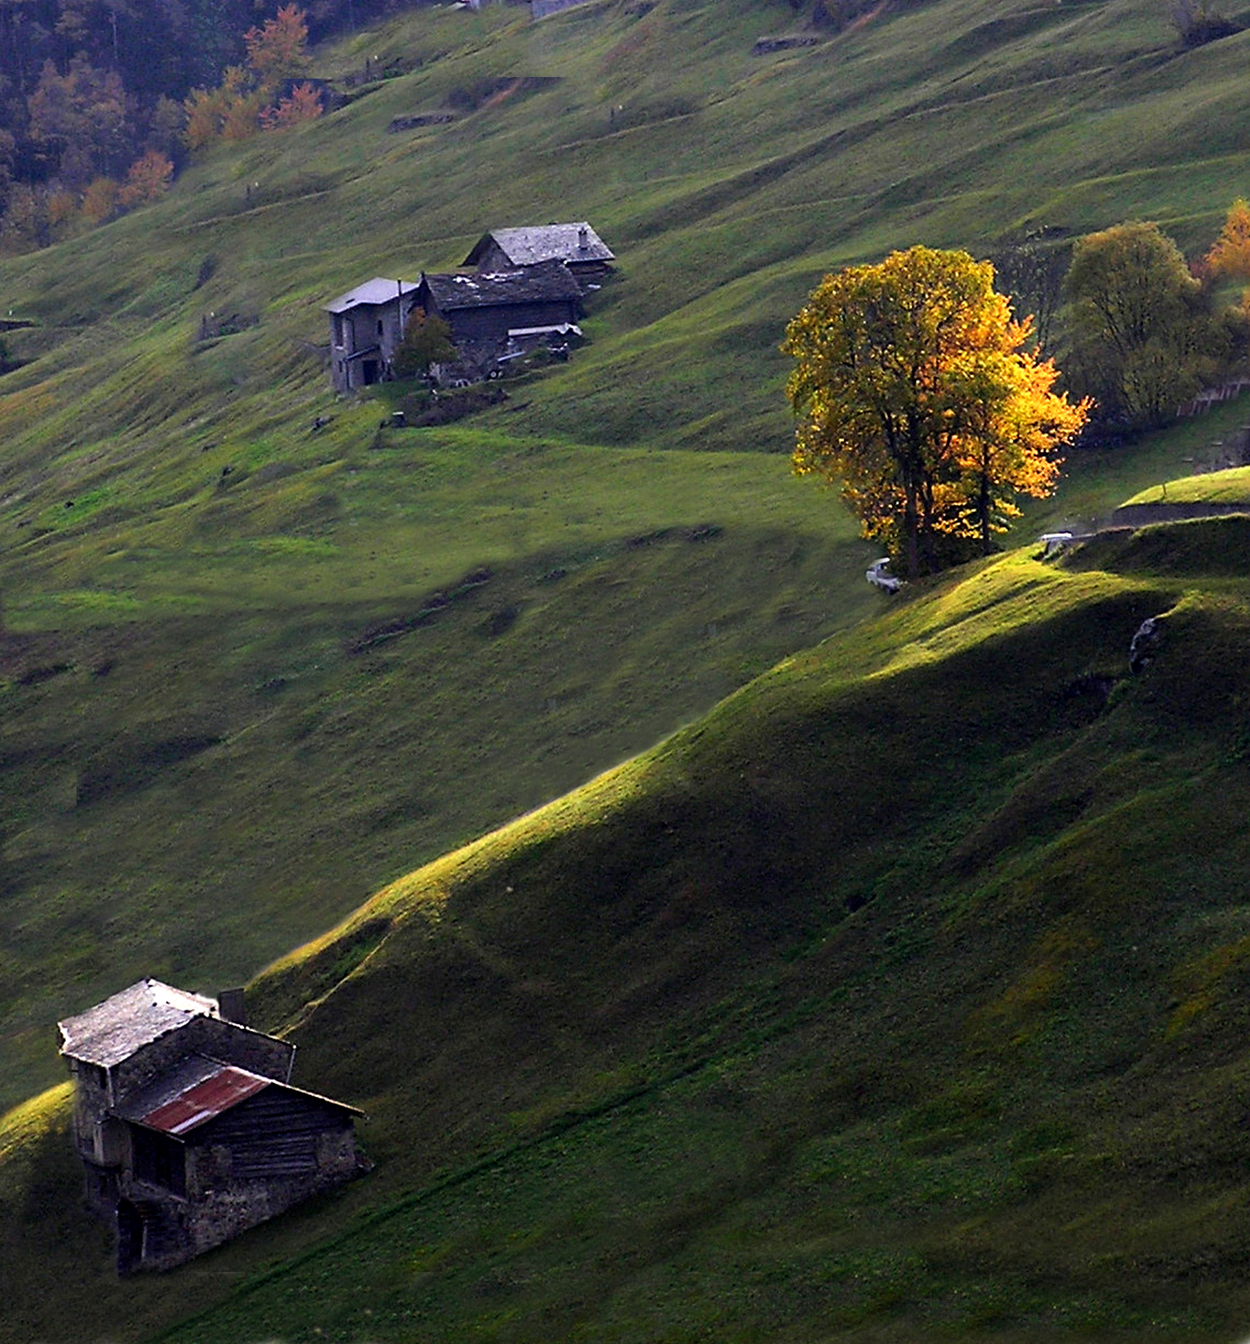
[377,319,384,335]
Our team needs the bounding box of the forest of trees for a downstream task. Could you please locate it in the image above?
[0,0,419,250]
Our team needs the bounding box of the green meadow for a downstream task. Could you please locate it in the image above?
[6,0,1250,1337]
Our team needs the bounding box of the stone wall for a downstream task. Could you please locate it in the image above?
[112,1019,294,1102]
[119,1119,366,1272]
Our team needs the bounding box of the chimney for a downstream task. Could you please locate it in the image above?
[578,224,588,251]
[217,988,246,1026]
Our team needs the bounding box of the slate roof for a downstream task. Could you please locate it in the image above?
[115,1055,363,1136]
[463,222,614,268]
[325,277,419,314]
[421,260,582,312]
[59,980,220,1068]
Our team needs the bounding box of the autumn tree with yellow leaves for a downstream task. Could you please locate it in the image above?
[1206,198,1250,291]
[784,246,1089,578]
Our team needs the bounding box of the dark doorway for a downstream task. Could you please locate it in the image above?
[116,1199,143,1275]
[362,360,380,385]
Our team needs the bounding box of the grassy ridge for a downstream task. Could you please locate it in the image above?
[10,531,1250,1340]
[174,538,1250,1343]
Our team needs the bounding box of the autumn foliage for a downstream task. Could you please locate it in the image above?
[1206,198,1250,290]
[785,246,1089,578]
[261,83,325,130]
[246,5,312,91]
[118,148,174,207]
[184,6,319,152]
[0,0,357,252]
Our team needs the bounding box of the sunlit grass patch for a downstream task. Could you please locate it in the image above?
[0,1083,71,1170]
[1124,463,1250,506]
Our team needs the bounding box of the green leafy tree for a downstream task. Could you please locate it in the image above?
[784,245,1087,577]
[1064,220,1216,428]
[392,307,456,379]
[986,224,1069,352]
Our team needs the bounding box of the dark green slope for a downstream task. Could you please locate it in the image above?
[10,527,1250,1340]
[160,534,1250,1342]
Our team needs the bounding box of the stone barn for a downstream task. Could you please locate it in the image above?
[414,260,584,377]
[59,979,365,1275]
[462,221,615,288]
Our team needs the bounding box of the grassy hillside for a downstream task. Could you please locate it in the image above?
[7,0,1250,1336]
[142,524,1250,1343]
[1126,462,1250,505]
[2,0,1247,1107]
[5,0,1250,1108]
[0,440,879,1108]
[11,521,1250,1341]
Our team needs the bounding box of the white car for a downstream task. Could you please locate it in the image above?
[866,557,901,593]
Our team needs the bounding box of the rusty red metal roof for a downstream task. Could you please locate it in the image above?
[140,1064,270,1136]
[116,1053,365,1135]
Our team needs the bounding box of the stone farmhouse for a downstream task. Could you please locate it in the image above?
[326,276,420,393]
[59,979,365,1275]
[324,220,613,391]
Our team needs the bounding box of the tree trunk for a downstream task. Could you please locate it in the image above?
[902,486,921,580]
[978,467,992,556]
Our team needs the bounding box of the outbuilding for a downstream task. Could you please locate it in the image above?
[59,979,365,1274]
[462,221,614,287]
